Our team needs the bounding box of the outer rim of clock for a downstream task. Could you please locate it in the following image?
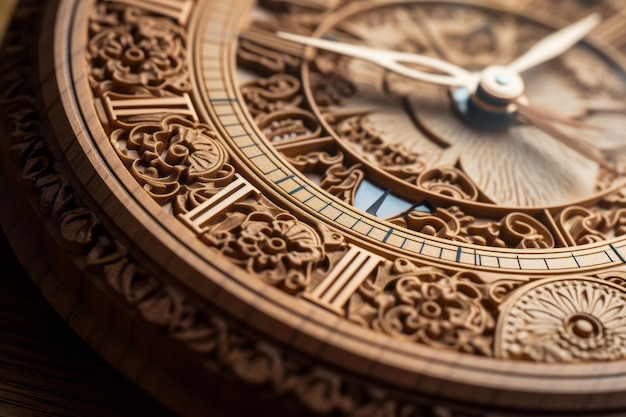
[38,0,626,413]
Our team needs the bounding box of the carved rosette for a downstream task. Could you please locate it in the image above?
[89,3,190,96]
[110,116,232,205]
[347,259,507,356]
[202,209,344,294]
[496,277,626,362]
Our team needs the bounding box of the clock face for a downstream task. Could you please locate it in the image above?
[7,0,626,415]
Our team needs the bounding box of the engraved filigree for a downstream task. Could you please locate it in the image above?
[88,3,190,96]
[496,277,626,362]
[347,259,499,356]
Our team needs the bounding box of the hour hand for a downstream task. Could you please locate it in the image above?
[276,31,474,87]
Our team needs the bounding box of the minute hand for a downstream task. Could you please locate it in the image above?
[507,13,602,74]
[276,31,473,87]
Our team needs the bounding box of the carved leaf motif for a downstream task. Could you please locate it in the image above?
[59,208,101,254]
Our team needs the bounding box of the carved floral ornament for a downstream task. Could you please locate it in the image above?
[79,0,626,366]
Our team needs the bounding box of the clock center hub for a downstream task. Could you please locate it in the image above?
[477,66,525,102]
[451,66,525,129]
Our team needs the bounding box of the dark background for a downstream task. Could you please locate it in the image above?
[0,233,174,417]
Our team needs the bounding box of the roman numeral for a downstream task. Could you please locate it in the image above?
[305,245,382,314]
[101,93,198,127]
[105,0,193,25]
[179,176,259,234]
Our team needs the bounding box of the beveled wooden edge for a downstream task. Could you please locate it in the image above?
[2,0,626,416]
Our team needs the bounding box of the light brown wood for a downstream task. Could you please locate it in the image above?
[3,0,626,416]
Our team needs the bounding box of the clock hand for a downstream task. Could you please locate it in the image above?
[276,31,475,87]
[514,98,603,130]
[514,97,612,171]
[506,13,602,74]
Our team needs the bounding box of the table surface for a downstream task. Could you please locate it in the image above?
[0,2,175,416]
[0,233,176,417]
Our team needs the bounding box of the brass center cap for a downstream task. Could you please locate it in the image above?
[478,66,525,102]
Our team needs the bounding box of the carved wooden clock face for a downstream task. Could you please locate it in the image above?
[4,0,626,415]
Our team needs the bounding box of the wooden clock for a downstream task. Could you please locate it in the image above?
[2,0,626,416]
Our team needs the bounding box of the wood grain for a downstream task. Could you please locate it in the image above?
[0,2,173,416]
[0,233,176,417]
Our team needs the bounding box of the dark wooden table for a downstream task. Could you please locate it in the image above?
[0,232,177,417]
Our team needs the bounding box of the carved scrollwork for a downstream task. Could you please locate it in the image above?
[241,74,327,144]
[417,167,479,201]
[241,74,303,118]
[88,3,190,96]
[286,150,364,204]
[558,206,626,245]
[333,115,426,180]
[391,207,555,249]
[496,277,626,362]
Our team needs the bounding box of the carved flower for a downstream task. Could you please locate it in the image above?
[224,212,325,293]
[350,261,494,356]
[496,278,626,362]
[111,116,230,205]
[237,212,323,269]
[89,7,189,94]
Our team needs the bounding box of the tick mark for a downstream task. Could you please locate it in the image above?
[274,175,294,185]
[610,244,626,263]
[318,202,331,213]
[606,250,614,262]
[289,185,305,195]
